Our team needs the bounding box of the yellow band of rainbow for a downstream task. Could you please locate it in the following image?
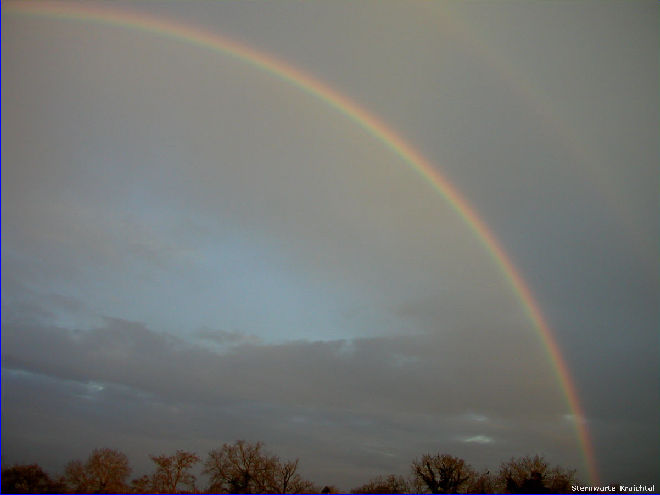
[3,1,599,484]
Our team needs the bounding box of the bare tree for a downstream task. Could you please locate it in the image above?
[203,440,277,493]
[352,474,411,494]
[411,453,474,494]
[203,440,316,494]
[269,458,318,494]
[64,448,131,493]
[1,464,64,493]
[64,460,88,493]
[149,450,201,493]
[130,474,154,494]
[465,470,497,494]
[497,454,577,494]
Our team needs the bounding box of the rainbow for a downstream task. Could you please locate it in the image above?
[3,1,599,484]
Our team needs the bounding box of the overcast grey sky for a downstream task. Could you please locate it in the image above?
[2,0,658,489]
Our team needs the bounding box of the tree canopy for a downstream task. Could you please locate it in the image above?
[2,442,584,494]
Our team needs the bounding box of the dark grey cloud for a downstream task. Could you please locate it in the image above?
[2,316,563,419]
[2,295,657,485]
[194,327,262,347]
[1,316,585,488]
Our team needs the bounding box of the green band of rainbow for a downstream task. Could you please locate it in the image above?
[4,1,599,484]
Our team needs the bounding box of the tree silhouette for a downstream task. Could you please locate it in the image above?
[269,458,318,494]
[352,474,410,493]
[149,450,201,493]
[411,453,474,494]
[465,470,497,494]
[1,463,65,493]
[64,447,131,493]
[203,440,316,494]
[2,440,585,494]
[203,440,274,493]
[130,474,154,494]
[497,454,576,494]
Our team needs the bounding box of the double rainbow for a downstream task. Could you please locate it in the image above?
[4,1,599,484]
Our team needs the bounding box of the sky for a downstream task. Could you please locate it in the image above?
[1,0,658,490]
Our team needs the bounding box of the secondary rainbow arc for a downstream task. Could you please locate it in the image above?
[4,0,599,484]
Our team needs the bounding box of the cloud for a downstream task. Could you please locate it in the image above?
[461,435,494,445]
[2,315,570,422]
[0,365,572,489]
[464,412,489,423]
[5,313,609,485]
[194,327,262,347]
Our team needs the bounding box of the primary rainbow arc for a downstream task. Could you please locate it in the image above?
[4,0,599,484]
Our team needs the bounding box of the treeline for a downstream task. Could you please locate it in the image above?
[1,439,580,494]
